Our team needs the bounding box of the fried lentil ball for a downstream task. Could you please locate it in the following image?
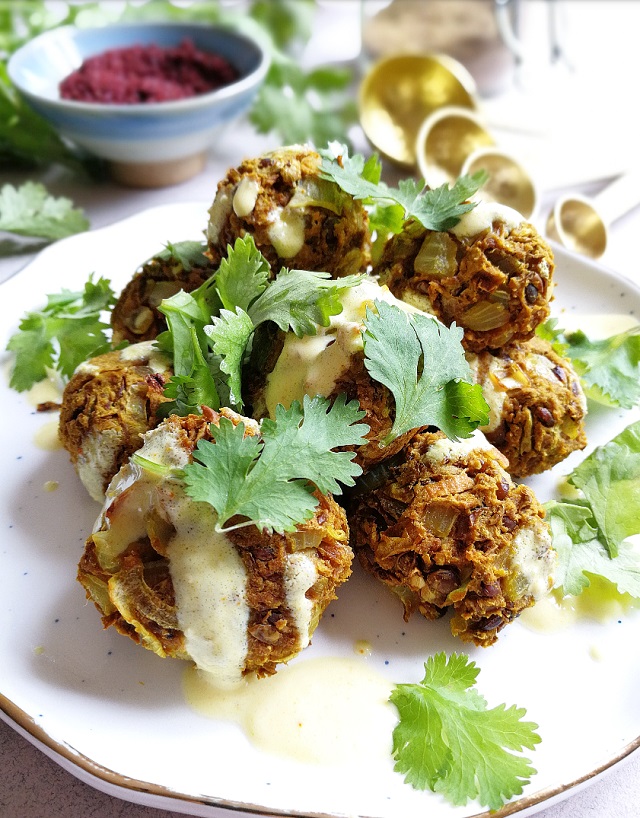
[244,278,421,471]
[111,241,215,345]
[77,409,353,684]
[58,341,172,501]
[206,145,371,278]
[374,201,555,353]
[467,335,587,477]
[347,429,555,646]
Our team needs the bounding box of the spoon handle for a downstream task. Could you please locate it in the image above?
[593,171,640,227]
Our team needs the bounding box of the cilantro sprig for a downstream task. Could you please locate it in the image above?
[158,235,363,415]
[0,182,89,243]
[363,301,489,443]
[319,143,488,236]
[182,394,368,533]
[546,420,640,596]
[6,275,115,391]
[390,652,540,810]
[538,318,640,409]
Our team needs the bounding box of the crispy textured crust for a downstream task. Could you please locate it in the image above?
[206,145,371,278]
[78,412,353,678]
[347,430,554,646]
[58,346,172,499]
[469,335,588,476]
[376,219,554,352]
[111,246,215,345]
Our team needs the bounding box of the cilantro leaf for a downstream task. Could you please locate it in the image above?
[182,394,368,533]
[390,652,540,810]
[214,235,271,313]
[537,320,640,409]
[0,182,89,241]
[546,502,640,597]
[6,275,115,390]
[156,236,363,415]
[544,420,640,595]
[564,326,640,409]
[156,240,210,272]
[249,60,356,149]
[319,144,487,232]
[362,301,489,443]
[248,268,364,336]
[205,308,255,408]
[567,421,640,558]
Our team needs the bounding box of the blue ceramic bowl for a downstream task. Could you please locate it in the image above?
[8,22,269,184]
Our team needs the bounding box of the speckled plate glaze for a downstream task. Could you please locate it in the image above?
[1,203,640,818]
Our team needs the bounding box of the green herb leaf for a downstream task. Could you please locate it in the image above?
[546,501,640,597]
[6,275,115,391]
[214,235,271,313]
[248,267,364,336]
[156,236,363,415]
[249,60,356,148]
[567,421,640,557]
[156,240,210,272]
[565,326,640,409]
[0,182,89,241]
[182,394,369,533]
[319,144,487,232]
[390,652,540,810]
[537,320,640,409]
[544,420,640,595]
[205,308,255,408]
[362,301,489,444]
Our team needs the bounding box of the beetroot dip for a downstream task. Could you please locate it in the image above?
[59,38,239,104]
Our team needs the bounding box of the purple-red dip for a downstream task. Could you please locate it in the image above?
[59,38,239,104]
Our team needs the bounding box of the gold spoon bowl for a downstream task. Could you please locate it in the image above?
[415,105,495,189]
[461,146,538,220]
[359,53,477,168]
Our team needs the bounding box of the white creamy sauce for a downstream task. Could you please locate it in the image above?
[207,190,232,245]
[183,656,397,766]
[168,501,250,689]
[233,177,260,217]
[266,206,306,258]
[557,312,639,339]
[420,428,497,466]
[118,340,170,374]
[449,201,523,238]
[282,552,318,651]
[510,526,555,600]
[78,428,120,501]
[26,371,64,406]
[265,279,420,417]
[33,419,62,452]
[74,361,100,376]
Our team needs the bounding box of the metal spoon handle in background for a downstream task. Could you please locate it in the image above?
[546,171,640,258]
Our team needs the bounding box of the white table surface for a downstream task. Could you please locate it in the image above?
[2,2,640,817]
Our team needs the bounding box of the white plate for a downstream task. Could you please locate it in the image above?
[1,203,640,818]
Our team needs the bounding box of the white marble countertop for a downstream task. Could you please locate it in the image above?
[2,2,640,816]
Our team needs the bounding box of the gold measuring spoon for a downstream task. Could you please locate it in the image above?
[461,146,538,220]
[546,172,640,258]
[416,106,495,189]
[359,53,477,167]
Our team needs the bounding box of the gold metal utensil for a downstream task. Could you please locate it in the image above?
[461,146,538,219]
[359,53,477,167]
[546,172,640,258]
[415,106,495,189]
